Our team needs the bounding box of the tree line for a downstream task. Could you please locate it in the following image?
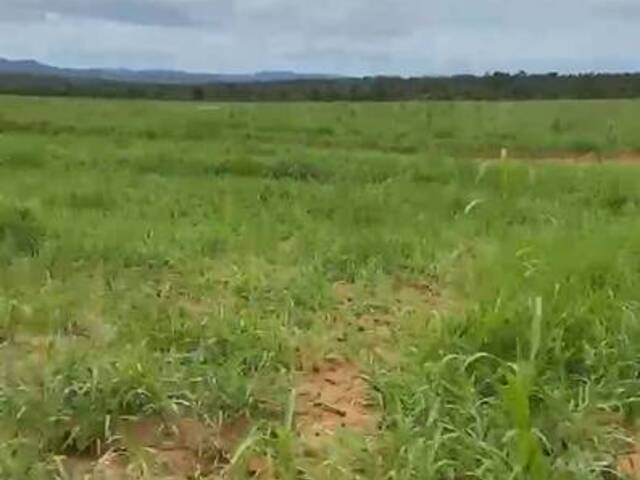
[1,71,640,101]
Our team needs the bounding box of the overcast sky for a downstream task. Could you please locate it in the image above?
[0,0,638,75]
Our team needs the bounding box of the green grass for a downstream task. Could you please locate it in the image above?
[1,95,640,478]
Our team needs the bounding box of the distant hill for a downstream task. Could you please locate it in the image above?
[0,58,338,85]
[2,59,640,102]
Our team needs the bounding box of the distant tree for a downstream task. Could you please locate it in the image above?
[3,71,640,101]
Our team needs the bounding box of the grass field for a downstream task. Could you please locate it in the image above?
[2,95,640,479]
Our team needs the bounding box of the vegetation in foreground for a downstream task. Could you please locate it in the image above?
[2,96,640,478]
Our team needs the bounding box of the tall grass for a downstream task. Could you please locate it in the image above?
[1,95,640,478]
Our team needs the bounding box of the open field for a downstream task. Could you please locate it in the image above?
[2,96,640,479]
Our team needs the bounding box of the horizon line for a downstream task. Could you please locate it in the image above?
[1,56,639,79]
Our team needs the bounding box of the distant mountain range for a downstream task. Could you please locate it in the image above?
[0,58,338,85]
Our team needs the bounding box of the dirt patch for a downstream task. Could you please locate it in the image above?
[611,151,640,163]
[356,313,394,335]
[618,450,640,479]
[592,412,640,479]
[392,280,444,312]
[616,429,640,480]
[296,357,378,445]
[565,151,640,164]
[333,281,356,306]
[484,151,640,165]
[60,452,129,480]
[93,451,130,479]
[565,151,602,163]
[246,456,273,479]
[333,279,445,312]
[59,414,252,479]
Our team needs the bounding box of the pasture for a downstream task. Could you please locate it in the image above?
[2,96,640,479]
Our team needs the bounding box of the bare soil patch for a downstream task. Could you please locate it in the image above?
[615,427,640,480]
[392,280,445,312]
[615,152,640,163]
[485,151,640,165]
[59,414,251,479]
[245,455,272,479]
[332,281,356,306]
[586,412,640,479]
[333,279,444,313]
[564,151,640,164]
[296,357,378,446]
[618,450,640,479]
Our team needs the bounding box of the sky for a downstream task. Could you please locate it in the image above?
[0,0,639,76]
